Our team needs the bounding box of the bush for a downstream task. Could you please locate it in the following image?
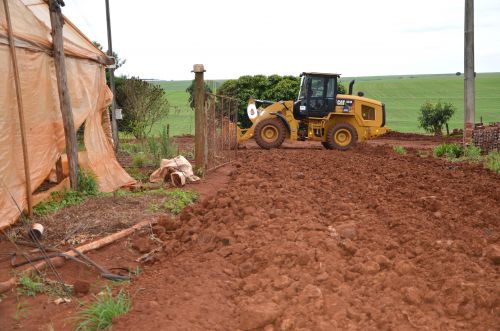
[433,144,463,159]
[485,151,500,173]
[159,126,177,159]
[163,189,198,214]
[393,146,407,155]
[132,153,145,168]
[116,77,170,139]
[78,169,98,195]
[418,101,456,135]
[463,144,482,160]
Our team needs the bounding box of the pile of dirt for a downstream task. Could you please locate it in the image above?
[115,144,499,330]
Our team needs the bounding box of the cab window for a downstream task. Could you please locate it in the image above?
[362,105,376,120]
[310,77,325,97]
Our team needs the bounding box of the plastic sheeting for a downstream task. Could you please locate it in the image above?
[0,0,135,229]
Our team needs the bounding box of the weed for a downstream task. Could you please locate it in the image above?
[159,126,178,159]
[126,167,149,182]
[17,275,44,297]
[485,151,500,173]
[13,301,29,321]
[147,137,160,163]
[463,144,482,160]
[78,169,98,195]
[129,266,143,277]
[163,189,198,215]
[194,167,204,178]
[433,143,463,159]
[393,146,407,155]
[132,153,146,168]
[33,190,85,216]
[147,203,161,212]
[74,287,131,331]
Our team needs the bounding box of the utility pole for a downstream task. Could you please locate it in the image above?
[105,0,119,151]
[193,64,206,171]
[3,0,33,216]
[48,0,79,190]
[464,0,475,144]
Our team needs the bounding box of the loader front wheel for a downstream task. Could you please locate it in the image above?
[325,123,358,151]
[255,118,286,149]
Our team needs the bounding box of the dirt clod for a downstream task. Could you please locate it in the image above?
[239,302,282,330]
[73,280,90,296]
[132,237,152,254]
[484,244,500,265]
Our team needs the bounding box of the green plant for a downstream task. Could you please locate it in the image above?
[74,287,131,331]
[418,101,456,135]
[78,169,98,195]
[485,151,500,173]
[116,77,170,139]
[13,301,29,321]
[132,153,145,168]
[463,144,482,159]
[34,190,86,216]
[163,189,198,215]
[147,136,160,162]
[18,275,44,297]
[159,126,177,159]
[433,143,463,159]
[393,146,407,155]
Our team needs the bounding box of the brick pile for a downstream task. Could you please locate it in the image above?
[473,123,500,152]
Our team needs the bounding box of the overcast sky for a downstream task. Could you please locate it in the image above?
[63,0,500,80]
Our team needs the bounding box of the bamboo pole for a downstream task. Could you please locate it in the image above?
[3,0,33,217]
[48,0,79,189]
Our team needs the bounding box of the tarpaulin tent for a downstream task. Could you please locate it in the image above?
[0,0,135,229]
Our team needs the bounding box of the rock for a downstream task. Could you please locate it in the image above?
[239,302,281,330]
[296,172,305,179]
[394,260,415,275]
[263,324,275,331]
[300,284,323,300]
[403,287,421,305]
[336,222,357,239]
[280,318,294,331]
[361,261,380,275]
[239,261,254,278]
[484,244,500,265]
[132,237,152,254]
[73,280,90,295]
[433,211,443,218]
[315,272,329,282]
[373,254,391,269]
[158,215,178,231]
[339,239,358,255]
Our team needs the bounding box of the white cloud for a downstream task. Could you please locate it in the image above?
[63,0,500,79]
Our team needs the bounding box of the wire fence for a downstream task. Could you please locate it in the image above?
[205,93,239,172]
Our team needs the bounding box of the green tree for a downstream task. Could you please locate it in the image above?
[186,80,213,109]
[116,77,170,139]
[92,41,126,69]
[418,101,456,135]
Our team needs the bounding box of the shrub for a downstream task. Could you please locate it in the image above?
[393,146,407,155]
[132,153,145,168]
[116,77,170,139]
[463,144,482,160]
[147,136,160,162]
[164,189,198,215]
[75,287,131,331]
[433,144,463,159]
[78,169,98,195]
[418,101,456,135]
[485,151,500,173]
[159,126,177,159]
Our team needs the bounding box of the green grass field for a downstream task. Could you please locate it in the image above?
[150,73,499,135]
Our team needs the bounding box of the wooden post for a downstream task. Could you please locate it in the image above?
[193,64,206,171]
[105,0,119,152]
[464,0,475,144]
[48,0,79,190]
[3,0,33,216]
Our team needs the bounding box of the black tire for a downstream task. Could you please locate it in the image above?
[321,141,329,149]
[325,123,358,151]
[254,118,286,149]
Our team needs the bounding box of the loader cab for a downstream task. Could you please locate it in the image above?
[294,72,339,119]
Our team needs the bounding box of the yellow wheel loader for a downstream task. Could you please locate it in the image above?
[237,72,389,150]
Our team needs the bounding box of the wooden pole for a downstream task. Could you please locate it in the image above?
[464,0,475,144]
[48,0,79,190]
[3,0,33,217]
[193,64,206,171]
[105,0,119,151]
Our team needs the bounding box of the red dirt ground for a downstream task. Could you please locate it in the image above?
[1,138,499,330]
[114,142,499,331]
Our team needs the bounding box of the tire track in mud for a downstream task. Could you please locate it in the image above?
[115,144,499,331]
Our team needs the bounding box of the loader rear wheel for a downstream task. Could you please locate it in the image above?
[325,123,358,151]
[255,118,286,149]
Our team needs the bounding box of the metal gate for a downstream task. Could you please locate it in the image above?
[204,93,239,172]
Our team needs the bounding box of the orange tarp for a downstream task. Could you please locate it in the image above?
[0,0,135,229]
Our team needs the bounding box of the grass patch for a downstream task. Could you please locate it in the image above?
[74,287,131,331]
[485,151,500,173]
[34,169,99,216]
[393,146,407,155]
[163,189,198,214]
[433,143,463,159]
[17,275,44,297]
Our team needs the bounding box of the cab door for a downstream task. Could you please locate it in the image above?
[307,77,326,117]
